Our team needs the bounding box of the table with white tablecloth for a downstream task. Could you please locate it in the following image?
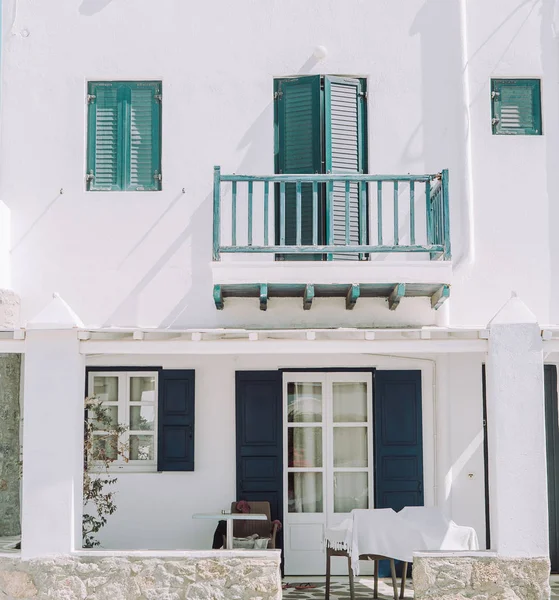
[325,507,479,576]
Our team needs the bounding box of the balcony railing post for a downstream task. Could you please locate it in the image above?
[442,169,451,260]
[213,165,221,261]
[425,178,432,248]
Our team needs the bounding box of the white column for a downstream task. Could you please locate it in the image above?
[486,294,548,556]
[21,328,85,558]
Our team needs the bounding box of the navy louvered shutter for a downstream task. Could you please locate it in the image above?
[158,370,195,471]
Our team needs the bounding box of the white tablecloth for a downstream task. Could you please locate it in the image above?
[324,507,479,575]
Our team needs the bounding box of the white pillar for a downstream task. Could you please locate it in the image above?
[21,295,85,558]
[486,295,548,556]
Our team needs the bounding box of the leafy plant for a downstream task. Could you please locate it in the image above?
[82,396,128,548]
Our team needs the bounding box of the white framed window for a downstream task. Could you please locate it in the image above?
[87,371,158,472]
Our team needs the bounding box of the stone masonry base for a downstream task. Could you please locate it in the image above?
[0,551,282,600]
[413,553,551,600]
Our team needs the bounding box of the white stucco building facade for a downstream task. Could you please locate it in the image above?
[0,0,557,597]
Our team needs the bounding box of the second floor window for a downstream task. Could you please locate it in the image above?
[86,81,162,191]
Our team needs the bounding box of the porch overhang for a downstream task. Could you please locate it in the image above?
[211,260,452,311]
[77,326,487,355]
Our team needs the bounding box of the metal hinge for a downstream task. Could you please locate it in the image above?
[87,94,96,104]
[492,117,500,125]
[359,91,368,99]
[491,91,500,99]
[154,171,162,182]
[155,93,162,103]
[86,171,95,183]
[274,91,283,100]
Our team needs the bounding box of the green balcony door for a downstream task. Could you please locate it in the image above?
[274,75,368,261]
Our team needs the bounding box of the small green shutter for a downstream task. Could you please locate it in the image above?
[275,76,322,249]
[324,76,367,259]
[491,79,542,135]
[87,81,162,191]
[125,82,162,191]
[87,82,122,191]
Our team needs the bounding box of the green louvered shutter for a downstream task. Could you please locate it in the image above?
[125,82,162,191]
[87,81,162,191]
[275,76,322,257]
[325,76,367,260]
[87,82,122,191]
[491,79,542,135]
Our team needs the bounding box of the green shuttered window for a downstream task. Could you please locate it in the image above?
[491,79,542,135]
[87,81,162,191]
[274,75,367,260]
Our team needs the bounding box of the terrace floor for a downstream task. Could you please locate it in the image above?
[282,575,559,599]
[282,576,412,599]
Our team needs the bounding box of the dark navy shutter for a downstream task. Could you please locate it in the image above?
[545,365,559,572]
[275,76,323,256]
[374,370,424,510]
[158,370,195,471]
[235,371,283,531]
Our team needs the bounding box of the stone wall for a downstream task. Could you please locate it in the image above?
[0,354,21,536]
[413,553,551,600]
[0,551,281,600]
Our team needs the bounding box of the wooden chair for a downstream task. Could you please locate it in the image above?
[222,501,279,549]
[325,544,408,600]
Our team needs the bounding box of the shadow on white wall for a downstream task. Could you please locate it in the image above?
[79,0,114,16]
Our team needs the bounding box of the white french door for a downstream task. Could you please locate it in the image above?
[283,372,373,575]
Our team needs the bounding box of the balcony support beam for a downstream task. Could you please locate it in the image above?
[303,284,314,311]
[259,284,268,311]
[213,285,224,310]
[388,283,406,311]
[431,285,450,310]
[346,284,360,310]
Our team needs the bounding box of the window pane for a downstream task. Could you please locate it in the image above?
[93,376,118,403]
[90,405,118,431]
[92,435,118,461]
[333,382,367,422]
[130,435,154,461]
[288,427,322,467]
[334,472,368,513]
[288,382,322,422]
[288,473,323,513]
[130,377,156,402]
[130,406,155,431]
[334,427,368,467]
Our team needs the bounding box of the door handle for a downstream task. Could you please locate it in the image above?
[417,481,423,493]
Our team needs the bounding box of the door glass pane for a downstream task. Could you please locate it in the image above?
[130,376,156,402]
[90,405,118,431]
[333,382,367,422]
[130,435,154,461]
[288,382,322,423]
[334,472,368,513]
[130,406,155,431]
[288,427,322,467]
[93,376,118,403]
[288,473,323,513]
[92,434,118,461]
[334,427,368,467]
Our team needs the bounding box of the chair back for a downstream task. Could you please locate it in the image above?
[230,501,272,538]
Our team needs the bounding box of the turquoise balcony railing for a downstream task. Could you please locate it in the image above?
[212,167,450,262]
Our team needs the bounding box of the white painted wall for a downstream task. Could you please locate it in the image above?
[0,0,530,329]
[84,352,486,554]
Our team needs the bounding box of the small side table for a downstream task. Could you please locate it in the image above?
[192,512,267,550]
